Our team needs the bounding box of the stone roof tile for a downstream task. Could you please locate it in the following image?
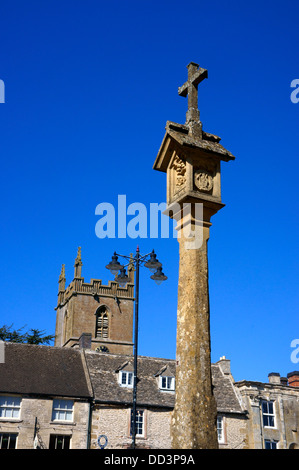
[0,343,243,414]
[85,351,243,413]
[0,342,91,398]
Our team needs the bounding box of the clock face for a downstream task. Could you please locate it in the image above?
[96,346,109,353]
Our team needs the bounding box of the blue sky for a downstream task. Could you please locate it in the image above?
[0,0,298,383]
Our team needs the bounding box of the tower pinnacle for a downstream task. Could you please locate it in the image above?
[74,247,83,279]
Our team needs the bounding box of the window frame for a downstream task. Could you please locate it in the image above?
[264,439,278,449]
[119,370,134,388]
[159,375,175,391]
[217,415,225,444]
[130,409,145,438]
[51,399,74,422]
[49,434,71,450]
[0,433,18,449]
[0,396,21,420]
[262,400,276,428]
[95,307,109,339]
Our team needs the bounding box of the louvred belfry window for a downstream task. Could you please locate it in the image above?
[96,309,109,338]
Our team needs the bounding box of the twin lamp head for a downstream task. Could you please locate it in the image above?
[105,250,167,286]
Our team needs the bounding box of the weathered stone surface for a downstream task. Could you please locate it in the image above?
[171,228,218,449]
[154,62,235,449]
[54,247,135,355]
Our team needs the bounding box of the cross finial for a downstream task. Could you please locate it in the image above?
[178,62,208,138]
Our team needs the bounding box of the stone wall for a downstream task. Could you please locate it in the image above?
[0,396,90,449]
[55,289,134,355]
[90,405,172,449]
[236,381,299,449]
[89,404,248,449]
[218,414,248,449]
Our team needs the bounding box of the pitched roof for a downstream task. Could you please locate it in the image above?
[85,351,176,408]
[85,351,244,413]
[0,343,244,414]
[211,364,243,413]
[153,121,235,173]
[0,342,91,398]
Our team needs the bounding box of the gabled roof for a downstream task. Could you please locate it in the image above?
[153,121,235,173]
[85,352,176,408]
[85,351,244,413]
[211,364,244,414]
[153,364,174,377]
[0,343,244,414]
[0,342,91,399]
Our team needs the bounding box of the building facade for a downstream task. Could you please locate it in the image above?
[1,341,298,449]
[0,342,92,449]
[236,372,299,449]
[54,248,135,355]
[0,252,298,449]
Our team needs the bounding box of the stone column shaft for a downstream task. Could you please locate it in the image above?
[171,226,218,449]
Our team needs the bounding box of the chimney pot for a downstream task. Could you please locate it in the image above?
[287,371,299,387]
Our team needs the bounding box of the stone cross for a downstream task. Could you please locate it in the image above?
[178,62,207,137]
[153,62,235,449]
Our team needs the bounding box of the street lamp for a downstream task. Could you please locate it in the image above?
[106,246,167,449]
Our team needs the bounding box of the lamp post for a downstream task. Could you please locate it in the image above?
[106,246,167,449]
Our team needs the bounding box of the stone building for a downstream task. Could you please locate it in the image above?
[84,347,247,449]
[236,371,299,449]
[54,247,135,355]
[0,340,248,449]
[0,342,91,449]
[1,341,298,449]
[0,251,298,449]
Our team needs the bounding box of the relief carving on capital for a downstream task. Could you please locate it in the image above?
[171,155,186,191]
[194,168,214,193]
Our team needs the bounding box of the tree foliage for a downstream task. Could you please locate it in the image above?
[0,324,55,345]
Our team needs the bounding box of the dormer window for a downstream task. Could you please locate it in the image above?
[119,370,133,387]
[154,364,175,392]
[159,375,175,391]
[116,360,134,388]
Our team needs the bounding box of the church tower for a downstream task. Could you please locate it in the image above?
[54,247,134,355]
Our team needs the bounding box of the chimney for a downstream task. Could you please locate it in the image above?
[79,333,92,350]
[217,356,231,375]
[280,377,288,386]
[287,371,299,387]
[268,372,281,384]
